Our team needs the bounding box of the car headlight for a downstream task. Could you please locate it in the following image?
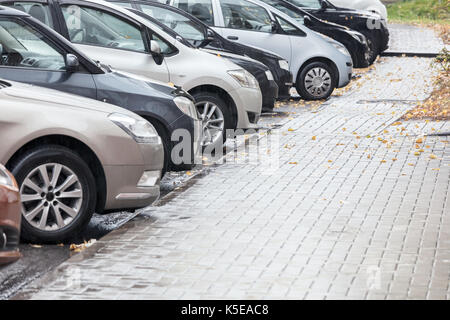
[278,60,289,71]
[227,69,259,89]
[109,113,160,144]
[173,96,198,119]
[265,70,274,81]
[332,42,351,57]
[0,165,17,189]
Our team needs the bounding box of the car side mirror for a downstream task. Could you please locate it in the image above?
[319,0,328,10]
[150,40,164,65]
[0,44,3,54]
[206,29,215,41]
[271,21,278,33]
[303,15,312,26]
[65,54,79,72]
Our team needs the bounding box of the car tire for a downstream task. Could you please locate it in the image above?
[363,32,380,65]
[192,92,232,149]
[296,61,336,101]
[10,145,96,244]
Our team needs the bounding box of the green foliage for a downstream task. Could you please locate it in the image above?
[387,0,450,23]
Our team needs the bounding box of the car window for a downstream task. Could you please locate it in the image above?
[61,5,147,52]
[112,2,133,8]
[289,0,321,9]
[220,0,273,33]
[172,0,214,26]
[3,2,55,28]
[140,4,205,41]
[149,31,177,55]
[0,18,66,70]
[275,15,305,36]
[258,0,305,24]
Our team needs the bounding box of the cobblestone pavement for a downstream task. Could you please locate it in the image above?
[13,55,450,300]
[386,24,449,55]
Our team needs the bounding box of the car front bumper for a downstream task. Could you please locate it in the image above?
[262,80,279,112]
[337,57,354,88]
[0,185,21,265]
[103,141,164,211]
[276,69,293,100]
[229,86,262,129]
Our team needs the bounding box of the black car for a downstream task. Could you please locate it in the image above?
[109,0,293,101]
[127,6,278,112]
[0,5,200,173]
[258,0,370,68]
[287,0,389,63]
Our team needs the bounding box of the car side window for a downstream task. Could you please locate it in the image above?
[275,15,306,36]
[172,0,214,26]
[0,18,66,70]
[289,0,321,9]
[61,5,147,53]
[140,4,205,41]
[220,0,273,33]
[112,2,133,8]
[3,2,55,28]
[149,31,177,55]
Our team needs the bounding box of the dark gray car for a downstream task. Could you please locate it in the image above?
[0,5,201,173]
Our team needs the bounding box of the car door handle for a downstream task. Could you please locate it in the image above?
[227,36,239,40]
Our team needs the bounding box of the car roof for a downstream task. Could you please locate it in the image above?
[0,5,30,16]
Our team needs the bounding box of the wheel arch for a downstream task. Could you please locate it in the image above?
[5,135,107,214]
[297,57,340,87]
[188,85,238,129]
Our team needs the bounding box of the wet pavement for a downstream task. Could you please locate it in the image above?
[2,24,449,300]
[10,54,450,300]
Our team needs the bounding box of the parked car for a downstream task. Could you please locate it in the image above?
[0,164,21,264]
[108,0,293,102]
[0,79,164,242]
[257,0,371,67]
[125,6,278,112]
[5,0,263,148]
[0,4,200,173]
[328,0,388,20]
[286,0,389,61]
[170,0,353,100]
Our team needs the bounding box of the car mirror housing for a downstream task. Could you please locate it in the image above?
[271,21,278,33]
[0,44,3,55]
[150,40,164,65]
[65,54,79,72]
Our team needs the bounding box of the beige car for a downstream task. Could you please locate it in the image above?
[0,79,164,243]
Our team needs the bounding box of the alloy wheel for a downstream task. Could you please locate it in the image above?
[304,67,332,98]
[20,163,83,231]
[195,101,225,147]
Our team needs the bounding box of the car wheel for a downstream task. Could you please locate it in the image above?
[296,62,336,101]
[364,33,379,65]
[192,92,231,149]
[10,145,96,243]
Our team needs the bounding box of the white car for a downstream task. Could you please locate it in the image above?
[328,0,388,20]
[170,0,353,100]
[51,0,263,148]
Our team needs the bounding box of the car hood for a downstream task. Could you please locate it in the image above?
[201,48,268,69]
[1,79,137,116]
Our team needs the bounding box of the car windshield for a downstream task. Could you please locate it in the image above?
[127,8,195,49]
[139,4,206,43]
[288,0,321,9]
[259,0,305,24]
[0,19,66,70]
